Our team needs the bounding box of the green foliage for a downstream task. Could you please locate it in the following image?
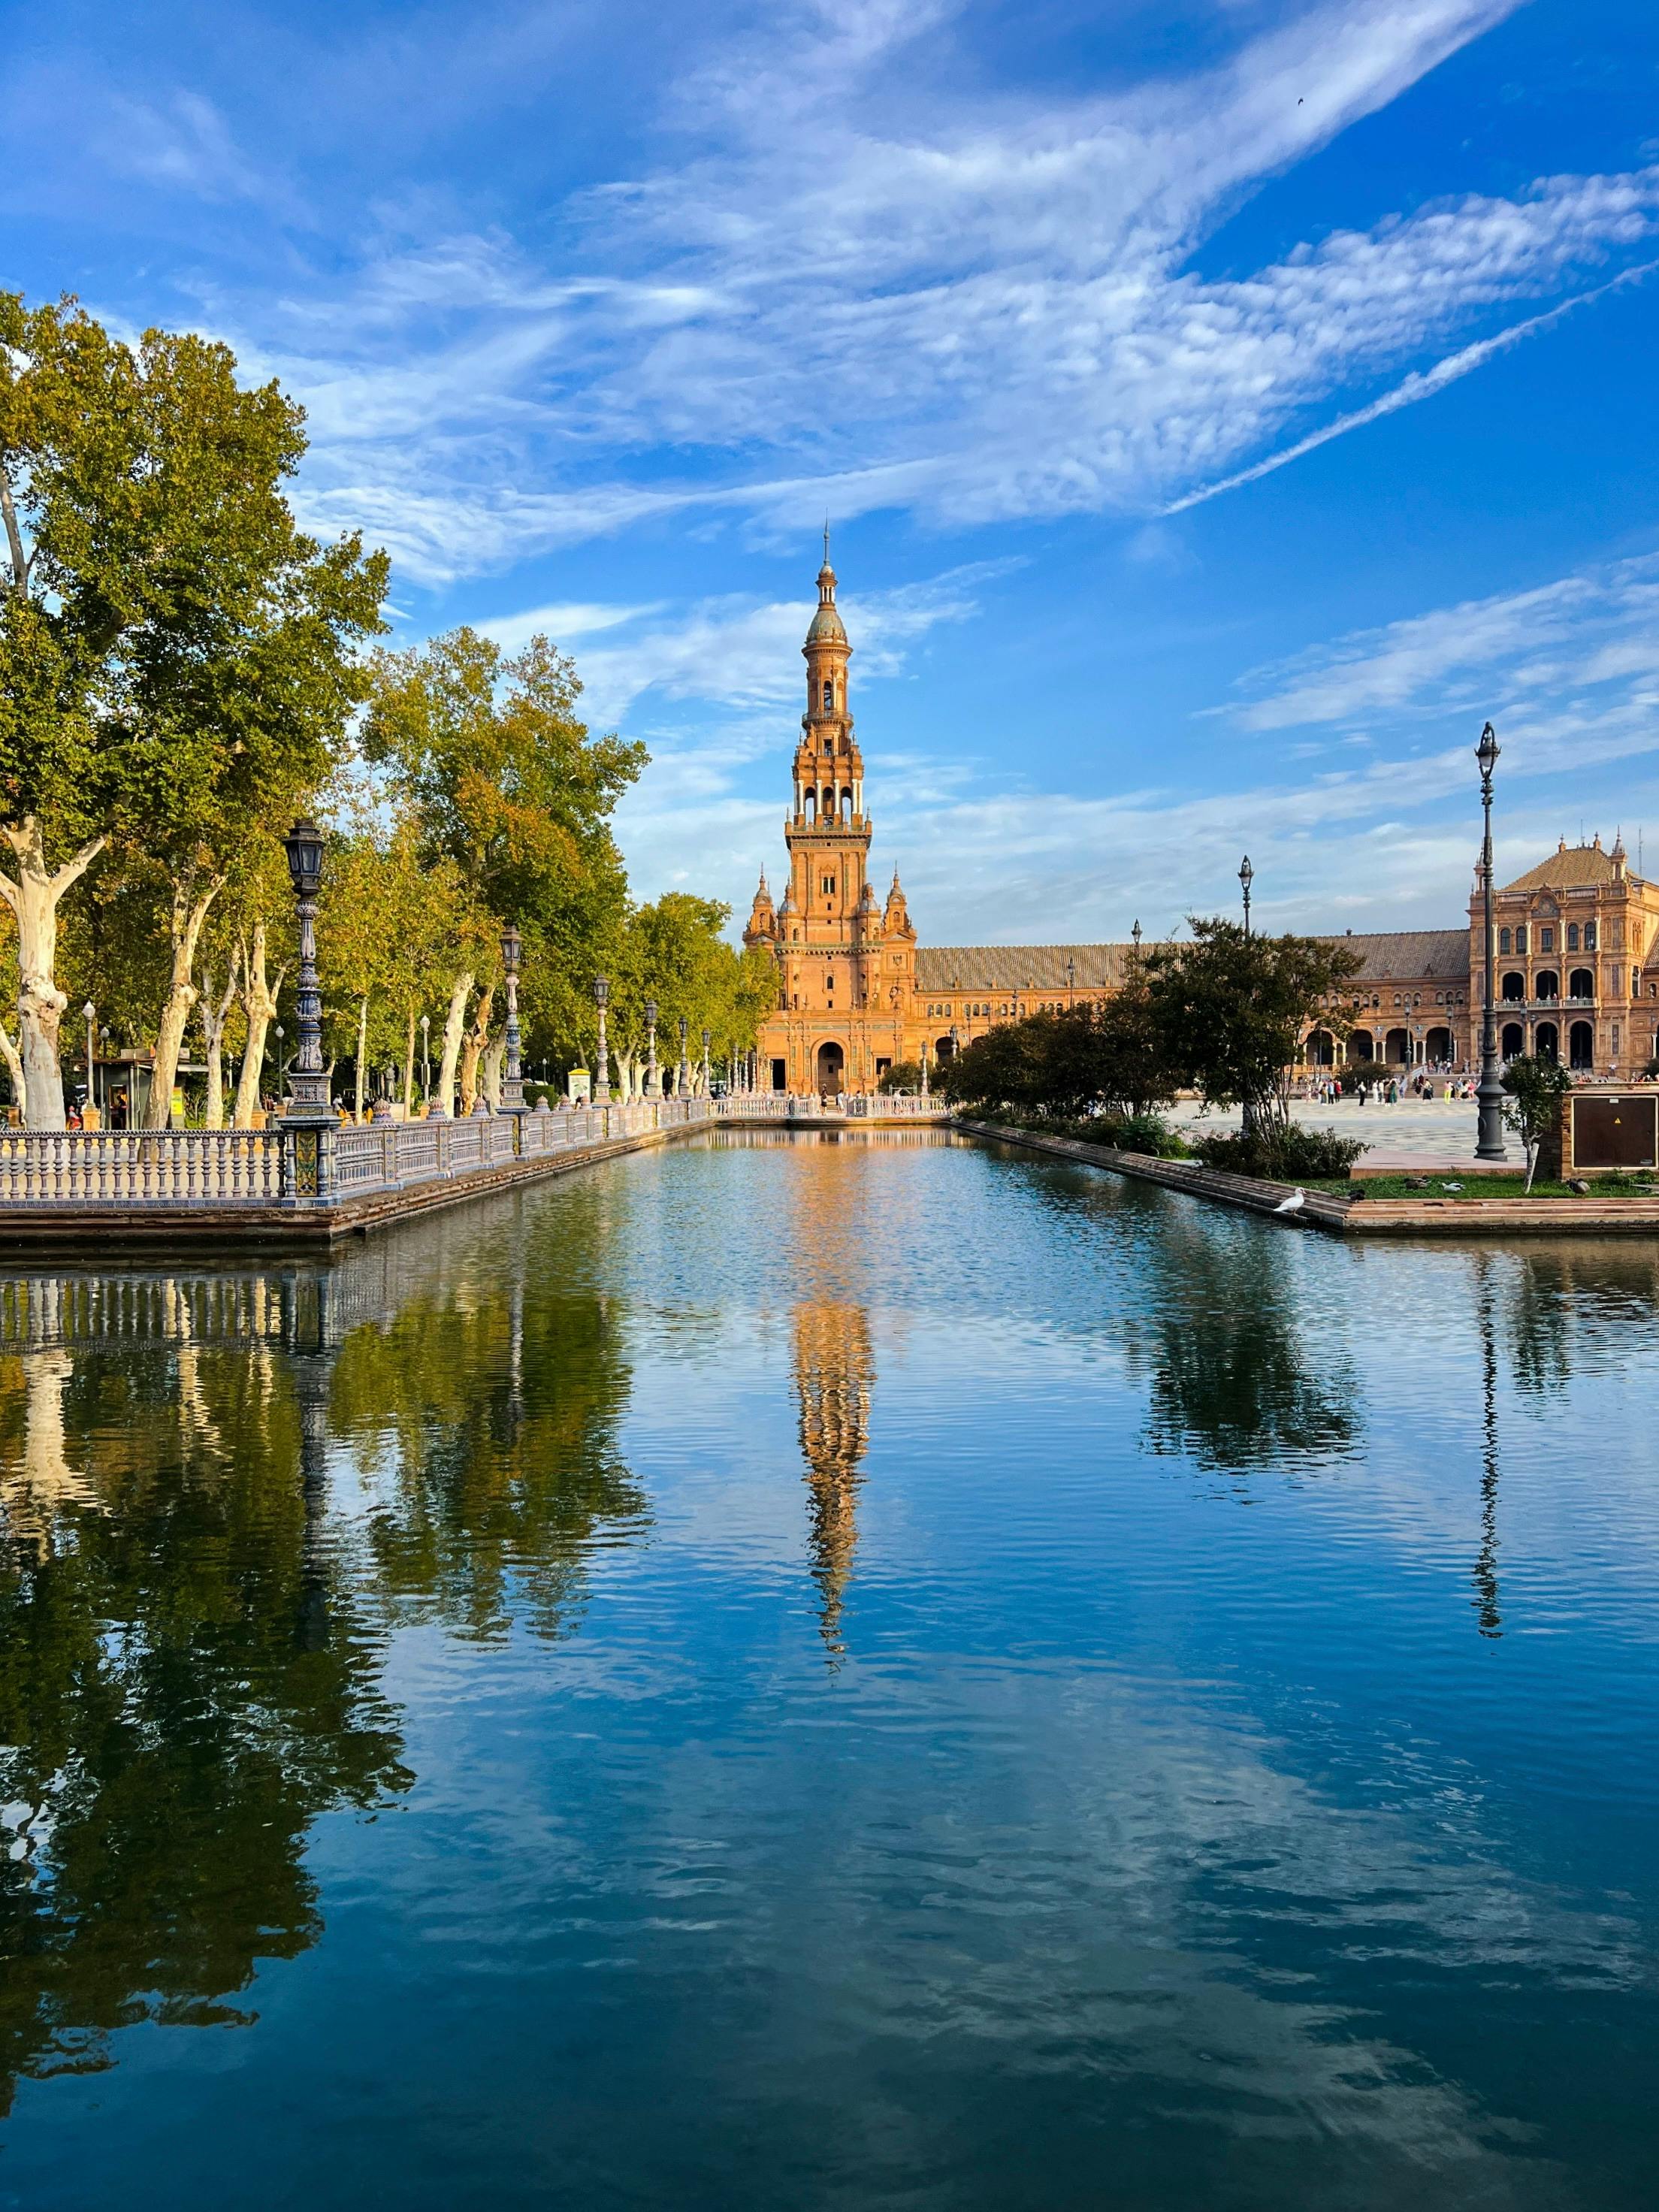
[1144,920,1364,1125]
[880,1060,923,1092]
[939,975,1180,1122]
[1190,1122,1367,1180]
[0,292,386,864]
[1501,1053,1573,1192]
[1093,1110,1187,1157]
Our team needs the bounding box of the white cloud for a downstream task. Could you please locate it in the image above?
[611,544,1659,943]
[476,561,1011,726]
[153,0,1659,585]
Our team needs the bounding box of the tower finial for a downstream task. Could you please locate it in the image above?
[823,516,830,568]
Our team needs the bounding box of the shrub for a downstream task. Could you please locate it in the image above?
[1190,1121,1365,1181]
[1092,1110,1188,1157]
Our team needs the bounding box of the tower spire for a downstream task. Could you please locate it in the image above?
[823,516,830,569]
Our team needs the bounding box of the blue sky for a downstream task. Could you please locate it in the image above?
[7,0,1659,944]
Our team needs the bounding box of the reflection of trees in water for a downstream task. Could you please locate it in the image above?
[1129,1219,1361,1476]
[0,1219,645,2110]
[331,1274,645,1645]
[0,1334,408,2116]
[793,1304,873,1661]
[1497,1247,1659,1399]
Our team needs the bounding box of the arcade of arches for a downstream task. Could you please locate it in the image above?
[746,558,1659,1092]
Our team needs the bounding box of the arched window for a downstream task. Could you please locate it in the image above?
[1567,923,1579,950]
[1540,927,1554,953]
[1585,921,1597,949]
[1499,928,1511,953]
[1515,926,1528,954]
[822,680,833,712]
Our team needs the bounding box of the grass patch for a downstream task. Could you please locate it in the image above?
[1337,1171,1659,1202]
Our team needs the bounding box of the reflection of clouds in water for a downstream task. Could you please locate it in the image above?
[597,1665,1618,2202]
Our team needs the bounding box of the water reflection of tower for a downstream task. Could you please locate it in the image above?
[793,1302,873,1661]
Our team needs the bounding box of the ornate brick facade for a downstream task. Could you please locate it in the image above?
[746,557,1659,1089]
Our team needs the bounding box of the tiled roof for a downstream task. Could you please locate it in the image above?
[1322,929,1470,983]
[1500,841,1627,894]
[917,944,1135,991]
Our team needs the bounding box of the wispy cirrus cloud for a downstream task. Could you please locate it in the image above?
[612,544,1659,938]
[157,0,1659,586]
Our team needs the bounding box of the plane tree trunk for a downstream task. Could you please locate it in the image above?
[0,819,106,1130]
[144,875,225,1129]
[199,959,240,1130]
[436,974,472,1116]
[233,924,283,1128]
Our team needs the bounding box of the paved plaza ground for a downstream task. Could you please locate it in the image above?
[1168,1094,1493,1169]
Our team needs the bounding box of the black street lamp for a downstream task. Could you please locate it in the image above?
[280,817,331,1122]
[1238,854,1254,936]
[1066,955,1076,1005]
[500,923,524,1114]
[594,975,611,1104]
[1132,918,1142,957]
[1475,721,1507,1161]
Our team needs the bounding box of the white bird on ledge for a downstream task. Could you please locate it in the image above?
[1273,1187,1306,1216]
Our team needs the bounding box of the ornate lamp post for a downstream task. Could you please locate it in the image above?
[1239,855,1254,936]
[279,818,330,1122]
[1476,721,1507,1160]
[920,1038,929,1098]
[678,1014,689,1097]
[1132,919,1142,959]
[1066,956,1076,1007]
[500,923,525,1113]
[419,1014,431,1105]
[645,999,660,1097]
[82,1001,95,1110]
[593,975,611,1104]
[701,1026,712,1095]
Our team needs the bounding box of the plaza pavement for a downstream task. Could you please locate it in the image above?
[1168,1094,1496,1170]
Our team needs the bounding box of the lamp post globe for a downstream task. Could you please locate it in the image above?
[1475,721,1508,1161]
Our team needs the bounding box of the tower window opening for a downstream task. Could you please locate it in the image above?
[822,681,833,712]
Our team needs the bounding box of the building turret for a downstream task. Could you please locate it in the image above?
[883,868,915,942]
[743,868,777,947]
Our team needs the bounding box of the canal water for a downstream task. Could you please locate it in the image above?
[2,1130,1657,2210]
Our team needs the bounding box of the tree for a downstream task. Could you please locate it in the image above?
[0,295,387,1127]
[880,1060,923,1093]
[1144,920,1363,1130]
[1501,1053,1573,1192]
[363,628,644,1095]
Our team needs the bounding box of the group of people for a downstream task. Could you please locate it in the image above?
[1303,1072,1477,1106]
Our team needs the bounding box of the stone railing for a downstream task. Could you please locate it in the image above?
[0,1097,711,1210]
[711,1092,950,1120]
[0,1128,285,1204]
